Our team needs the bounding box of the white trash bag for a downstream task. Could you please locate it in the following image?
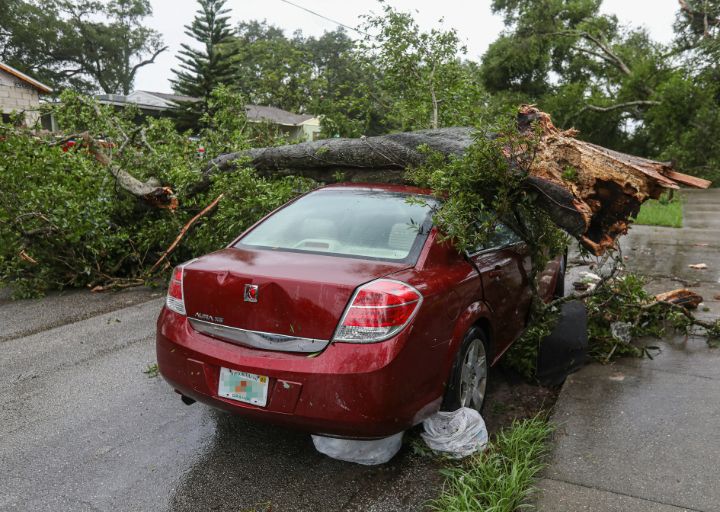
[311,431,404,465]
[421,407,488,458]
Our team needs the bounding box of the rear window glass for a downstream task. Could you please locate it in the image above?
[237,189,436,261]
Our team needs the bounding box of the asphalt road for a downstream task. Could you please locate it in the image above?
[0,288,443,512]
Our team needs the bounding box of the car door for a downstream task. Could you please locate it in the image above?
[469,223,534,357]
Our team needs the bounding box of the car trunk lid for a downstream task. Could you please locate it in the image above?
[182,247,411,345]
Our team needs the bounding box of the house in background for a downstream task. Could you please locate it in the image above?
[0,62,53,127]
[96,90,322,142]
[244,104,321,141]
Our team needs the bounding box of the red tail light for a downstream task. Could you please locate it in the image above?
[166,266,186,315]
[333,279,423,343]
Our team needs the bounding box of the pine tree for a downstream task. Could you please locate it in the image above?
[171,0,235,100]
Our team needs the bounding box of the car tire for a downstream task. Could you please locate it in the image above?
[441,327,490,413]
[553,253,567,299]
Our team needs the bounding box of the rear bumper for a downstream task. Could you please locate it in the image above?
[156,307,442,438]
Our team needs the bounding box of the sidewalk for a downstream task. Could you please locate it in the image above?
[536,189,720,512]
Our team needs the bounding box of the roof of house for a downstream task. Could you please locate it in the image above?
[0,62,53,93]
[140,91,201,104]
[244,104,315,126]
[96,90,183,111]
[96,90,316,126]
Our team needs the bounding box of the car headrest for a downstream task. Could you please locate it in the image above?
[388,223,417,251]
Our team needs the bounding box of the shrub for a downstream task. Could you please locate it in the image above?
[0,88,314,297]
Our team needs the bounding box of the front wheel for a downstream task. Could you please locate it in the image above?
[442,327,489,412]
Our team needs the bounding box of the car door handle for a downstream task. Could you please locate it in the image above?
[487,266,503,279]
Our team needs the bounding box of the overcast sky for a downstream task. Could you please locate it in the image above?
[135,0,680,93]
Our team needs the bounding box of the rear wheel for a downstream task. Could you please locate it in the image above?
[442,327,489,412]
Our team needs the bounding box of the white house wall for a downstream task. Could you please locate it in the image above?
[0,68,41,125]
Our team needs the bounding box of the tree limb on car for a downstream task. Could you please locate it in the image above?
[202,106,710,255]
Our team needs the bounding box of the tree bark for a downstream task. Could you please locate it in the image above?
[201,106,710,255]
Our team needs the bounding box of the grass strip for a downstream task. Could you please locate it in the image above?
[428,415,554,512]
[634,195,683,228]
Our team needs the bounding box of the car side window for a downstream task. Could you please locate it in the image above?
[470,221,523,253]
[488,222,523,248]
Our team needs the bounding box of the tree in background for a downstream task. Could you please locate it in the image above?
[58,0,168,95]
[0,0,67,88]
[303,29,389,137]
[482,0,670,153]
[674,0,720,65]
[171,0,235,126]
[225,22,387,137]
[361,3,488,131]
[227,21,314,113]
[637,0,720,184]
[0,0,166,94]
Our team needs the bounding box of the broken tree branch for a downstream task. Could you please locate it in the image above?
[71,96,176,209]
[654,289,703,309]
[581,100,661,113]
[90,278,145,293]
[147,193,225,275]
[74,132,178,209]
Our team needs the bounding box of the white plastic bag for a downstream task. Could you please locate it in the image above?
[421,408,488,458]
[311,432,404,465]
[610,321,632,343]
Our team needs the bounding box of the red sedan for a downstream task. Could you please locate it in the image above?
[156,183,564,438]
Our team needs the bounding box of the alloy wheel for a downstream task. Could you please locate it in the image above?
[459,338,488,410]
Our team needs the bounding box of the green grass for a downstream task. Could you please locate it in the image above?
[428,416,554,512]
[633,195,683,228]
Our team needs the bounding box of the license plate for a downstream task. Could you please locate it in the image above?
[218,367,269,407]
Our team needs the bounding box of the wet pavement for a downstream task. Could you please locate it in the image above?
[537,188,720,511]
[537,336,720,512]
[0,290,442,512]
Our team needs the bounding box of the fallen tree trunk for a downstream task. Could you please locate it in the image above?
[198,128,473,187]
[202,106,710,255]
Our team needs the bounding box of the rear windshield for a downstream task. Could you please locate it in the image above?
[236,189,436,262]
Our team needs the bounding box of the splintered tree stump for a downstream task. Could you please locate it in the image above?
[202,106,710,255]
[512,106,711,254]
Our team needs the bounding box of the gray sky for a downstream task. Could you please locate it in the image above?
[136,0,680,93]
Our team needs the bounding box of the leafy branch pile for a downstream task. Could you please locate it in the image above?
[0,89,314,298]
[503,255,720,379]
[585,268,720,358]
